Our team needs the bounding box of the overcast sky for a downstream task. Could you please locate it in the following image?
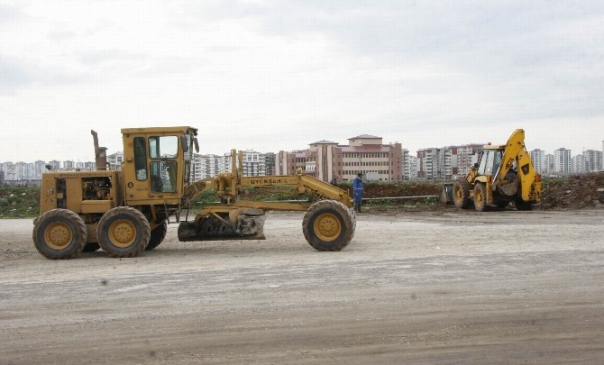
[1,0,603,163]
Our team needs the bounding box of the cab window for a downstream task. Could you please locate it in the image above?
[133,137,147,181]
[149,136,178,159]
[149,135,179,193]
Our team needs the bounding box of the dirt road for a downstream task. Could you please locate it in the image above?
[1,210,603,364]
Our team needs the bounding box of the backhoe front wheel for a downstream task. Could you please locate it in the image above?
[453,180,472,209]
[32,209,87,259]
[97,207,151,258]
[302,200,355,251]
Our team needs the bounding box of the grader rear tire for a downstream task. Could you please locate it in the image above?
[97,207,151,258]
[145,221,168,251]
[302,200,355,251]
[453,180,472,209]
[32,209,87,259]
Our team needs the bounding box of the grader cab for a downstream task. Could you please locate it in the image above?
[33,127,355,259]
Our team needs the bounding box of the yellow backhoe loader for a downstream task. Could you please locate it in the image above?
[33,127,355,259]
[442,129,541,211]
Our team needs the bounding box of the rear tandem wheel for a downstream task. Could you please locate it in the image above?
[32,209,87,259]
[97,206,151,258]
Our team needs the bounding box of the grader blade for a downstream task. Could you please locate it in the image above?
[177,208,266,242]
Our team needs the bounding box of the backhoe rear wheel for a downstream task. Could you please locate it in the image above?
[495,200,510,209]
[453,180,472,209]
[145,221,168,251]
[32,209,87,259]
[473,182,488,212]
[302,200,355,251]
[514,199,533,211]
[97,207,151,258]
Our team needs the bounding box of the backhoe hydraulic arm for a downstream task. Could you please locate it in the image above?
[494,129,539,202]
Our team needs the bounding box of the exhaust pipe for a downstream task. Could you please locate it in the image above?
[91,130,108,171]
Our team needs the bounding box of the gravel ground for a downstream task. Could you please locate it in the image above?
[1,209,603,364]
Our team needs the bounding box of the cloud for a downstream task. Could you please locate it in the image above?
[0,1,603,162]
[0,3,23,23]
[0,57,32,94]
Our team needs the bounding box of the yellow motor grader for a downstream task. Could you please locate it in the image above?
[33,127,355,259]
[443,129,541,211]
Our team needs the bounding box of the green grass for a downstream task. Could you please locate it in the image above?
[0,186,40,218]
[540,176,570,190]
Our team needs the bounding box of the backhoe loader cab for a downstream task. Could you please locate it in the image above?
[477,144,505,179]
[443,129,541,212]
[33,126,355,260]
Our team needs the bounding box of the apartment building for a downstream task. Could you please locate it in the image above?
[583,149,603,172]
[305,140,337,181]
[221,150,268,177]
[572,154,586,174]
[554,148,572,174]
[340,135,403,182]
[530,149,545,174]
[63,160,75,171]
[106,152,123,170]
[265,152,276,176]
[276,150,309,176]
[417,148,444,179]
[277,135,403,182]
[190,154,222,181]
[416,144,481,180]
[543,154,555,174]
[402,149,418,180]
[4,136,602,184]
[450,144,482,179]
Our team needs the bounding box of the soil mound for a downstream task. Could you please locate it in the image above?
[540,172,604,210]
[358,172,604,211]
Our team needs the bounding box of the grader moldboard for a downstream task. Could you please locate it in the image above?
[33,127,355,259]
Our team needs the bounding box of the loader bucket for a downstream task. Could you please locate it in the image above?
[441,183,455,204]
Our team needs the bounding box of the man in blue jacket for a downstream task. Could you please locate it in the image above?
[353,172,364,213]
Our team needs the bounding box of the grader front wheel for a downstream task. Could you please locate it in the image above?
[97,207,151,258]
[302,200,355,251]
[32,209,87,259]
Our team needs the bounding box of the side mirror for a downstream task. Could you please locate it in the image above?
[181,136,189,153]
